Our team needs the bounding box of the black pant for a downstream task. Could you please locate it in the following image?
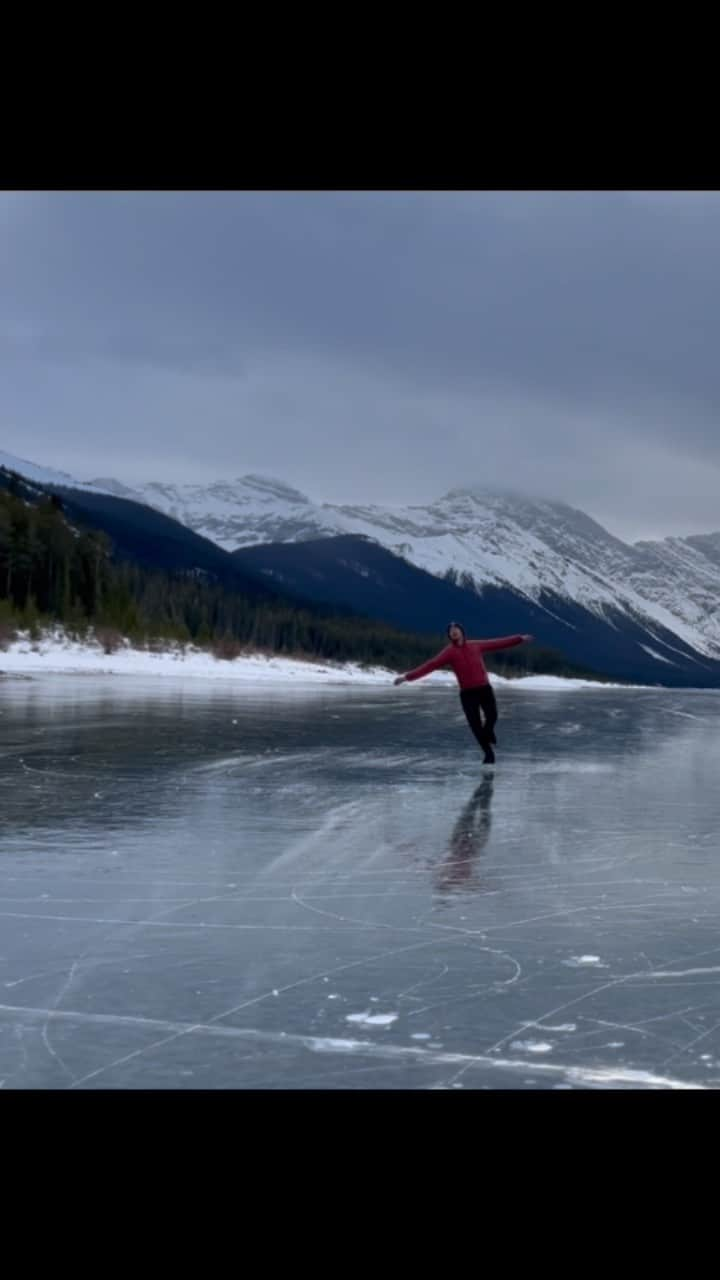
[460,684,498,749]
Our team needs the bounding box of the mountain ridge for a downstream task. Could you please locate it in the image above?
[4,448,720,682]
[77,463,720,661]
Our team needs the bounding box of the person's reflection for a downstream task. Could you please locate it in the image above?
[435,775,495,891]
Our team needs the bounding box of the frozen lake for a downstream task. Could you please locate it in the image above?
[1,673,720,1090]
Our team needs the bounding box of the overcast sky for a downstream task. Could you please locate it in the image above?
[2,189,720,543]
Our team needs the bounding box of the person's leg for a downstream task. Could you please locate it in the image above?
[459,689,487,748]
[478,685,498,745]
[460,689,495,761]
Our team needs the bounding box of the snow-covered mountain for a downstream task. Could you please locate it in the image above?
[4,448,720,666]
[83,470,720,662]
[0,449,112,496]
[85,473,343,546]
[624,534,720,657]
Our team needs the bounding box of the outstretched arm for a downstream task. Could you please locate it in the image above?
[393,646,452,686]
[475,633,533,653]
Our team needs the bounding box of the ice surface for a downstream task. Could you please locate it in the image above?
[1,674,720,1089]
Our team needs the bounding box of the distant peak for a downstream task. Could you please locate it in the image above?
[240,474,310,503]
[438,483,572,512]
[88,477,140,497]
[0,447,79,487]
[438,484,529,506]
[0,448,120,495]
[438,486,492,503]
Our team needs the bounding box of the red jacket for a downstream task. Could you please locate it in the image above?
[405,636,524,690]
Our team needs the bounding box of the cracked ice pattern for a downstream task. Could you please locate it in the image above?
[1,674,720,1089]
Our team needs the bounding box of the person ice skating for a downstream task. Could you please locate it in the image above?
[393,622,533,764]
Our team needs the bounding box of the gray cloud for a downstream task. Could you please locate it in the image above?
[2,191,720,542]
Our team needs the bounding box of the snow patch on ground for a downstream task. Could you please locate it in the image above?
[0,629,637,690]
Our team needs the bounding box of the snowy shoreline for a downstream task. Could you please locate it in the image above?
[0,628,638,690]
